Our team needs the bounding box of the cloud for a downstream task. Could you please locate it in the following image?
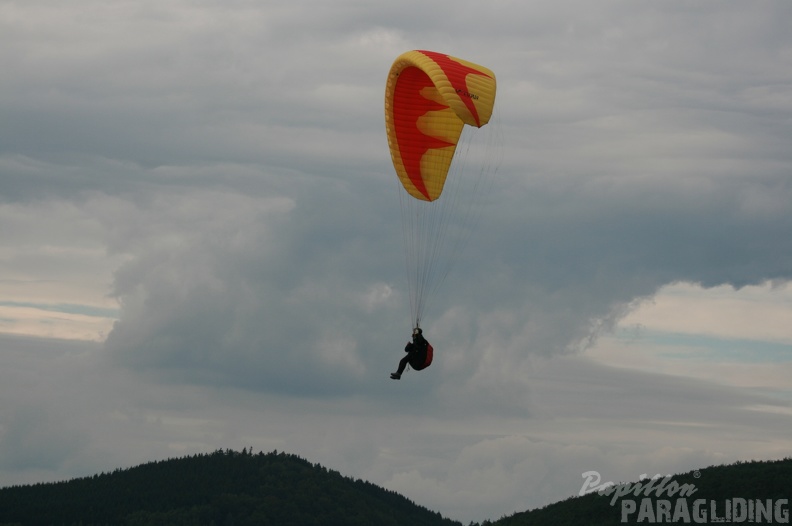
[0,336,93,474]
[620,282,792,344]
[3,0,790,409]
[0,404,85,472]
[100,177,405,395]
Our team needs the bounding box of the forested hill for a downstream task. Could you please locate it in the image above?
[0,449,462,526]
[1,452,790,526]
[492,457,792,526]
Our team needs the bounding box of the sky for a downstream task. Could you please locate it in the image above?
[1,0,791,522]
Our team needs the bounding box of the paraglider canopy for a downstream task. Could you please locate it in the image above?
[384,50,499,329]
[384,50,497,202]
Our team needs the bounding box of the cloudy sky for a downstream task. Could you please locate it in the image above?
[1,0,791,522]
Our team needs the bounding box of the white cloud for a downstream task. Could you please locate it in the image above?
[619,281,792,344]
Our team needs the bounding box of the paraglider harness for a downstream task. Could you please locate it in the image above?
[406,328,433,371]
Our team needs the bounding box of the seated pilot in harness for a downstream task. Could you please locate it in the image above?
[390,327,433,380]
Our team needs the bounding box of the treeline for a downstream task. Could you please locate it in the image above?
[0,448,462,526]
[1,449,789,525]
[491,457,792,525]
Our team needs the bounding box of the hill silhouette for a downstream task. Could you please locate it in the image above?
[491,457,792,525]
[0,449,461,526]
[0,450,789,525]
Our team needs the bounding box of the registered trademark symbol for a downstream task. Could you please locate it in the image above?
[693,470,701,478]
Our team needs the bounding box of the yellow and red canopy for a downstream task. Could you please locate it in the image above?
[384,50,497,202]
